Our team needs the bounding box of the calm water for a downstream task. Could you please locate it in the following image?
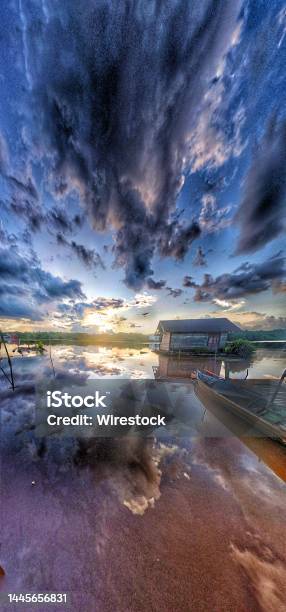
[1,344,286,611]
[1,344,285,386]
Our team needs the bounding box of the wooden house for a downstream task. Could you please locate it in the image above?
[155,318,240,353]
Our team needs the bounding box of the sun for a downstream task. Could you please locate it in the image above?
[82,309,113,332]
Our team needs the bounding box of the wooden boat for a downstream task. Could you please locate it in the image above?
[196,370,286,482]
[196,370,286,444]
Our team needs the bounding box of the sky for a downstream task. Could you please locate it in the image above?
[0,0,285,334]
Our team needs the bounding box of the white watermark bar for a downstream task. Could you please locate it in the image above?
[35,379,180,438]
[34,378,262,439]
[35,378,193,438]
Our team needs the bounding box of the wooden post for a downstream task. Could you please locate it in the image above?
[0,331,15,390]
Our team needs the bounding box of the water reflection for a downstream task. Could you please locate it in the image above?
[153,352,255,380]
[1,389,286,611]
[1,344,286,610]
[0,344,155,392]
[153,353,223,379]
[154,350,285,380]
[2,344,285,389]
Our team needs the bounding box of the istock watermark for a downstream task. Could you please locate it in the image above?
[45,388,166,428]
[46,390,109,409]
[35,378,250,439]
[35,379,175,438]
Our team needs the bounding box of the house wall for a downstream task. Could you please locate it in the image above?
[170,333,209,350]
[159,330,230,352]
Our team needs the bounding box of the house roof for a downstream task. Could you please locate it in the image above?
[156,318,240,334]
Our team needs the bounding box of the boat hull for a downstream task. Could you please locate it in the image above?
[196,372,286,482]
[196,371,286,443]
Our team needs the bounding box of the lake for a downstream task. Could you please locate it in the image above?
[0,344,286,611]
[1,344,286,386]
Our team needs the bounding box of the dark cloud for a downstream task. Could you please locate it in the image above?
[166,287,183,298]
[34,270,84,301]
[0,295,44,321]
[192,288,210,302]
[193,246,207,267]
[56,301,93,325]
[21,228,32,245]
[193,253,286,302]
[0,133,9,175]
[9,197,44,232]
[0,224,17,246]
[2,196,82,238]
[48,207,73,233]
[92,297,125,311]
[70,241,105,270]
[47,207,85,235]
[56,233,104,270]
[183,275,197,288]
[0,151,43,232]
[25,0,241,288]
[146,278,166,290]
[0,248,33,280]
[0,246,85,319]
[73,213,84,228]
[8,175,39,201]
[0,140,83,239]
[159,221,201,260]
[59,297,124,314]
[235,117,286,254]
[0,293,43,320]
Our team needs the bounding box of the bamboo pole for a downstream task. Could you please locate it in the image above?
[0,365,13,386]
[0,331,15,390]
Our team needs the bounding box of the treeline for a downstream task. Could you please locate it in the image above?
[16,331,149,345]
[229,329,286,341]
[11,328,286,345]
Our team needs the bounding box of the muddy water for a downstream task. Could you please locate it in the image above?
[0,346,286,611]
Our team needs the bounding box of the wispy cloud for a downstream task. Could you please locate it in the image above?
[199,194,232,234]
[213,298,245,311]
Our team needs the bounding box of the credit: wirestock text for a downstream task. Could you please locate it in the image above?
[45,389,167,427]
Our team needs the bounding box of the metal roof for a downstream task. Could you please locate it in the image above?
[157,318,240,333]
